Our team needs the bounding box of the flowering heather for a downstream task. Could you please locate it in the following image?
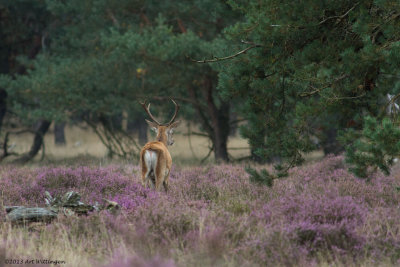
[103,253,176,267]
[0,165,156,209]
[1,155,400,266]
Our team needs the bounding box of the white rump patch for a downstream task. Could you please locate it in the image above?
[144,150,158,172]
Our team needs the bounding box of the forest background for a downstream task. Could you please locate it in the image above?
[1,0,399,178]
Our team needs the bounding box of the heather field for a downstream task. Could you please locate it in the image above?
[1,155,400,266]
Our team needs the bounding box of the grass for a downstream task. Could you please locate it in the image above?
[0,155,400,266]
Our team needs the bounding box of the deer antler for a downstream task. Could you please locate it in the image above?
[140,99,179,126]
[166,99,180,126]
[140,101,162,125]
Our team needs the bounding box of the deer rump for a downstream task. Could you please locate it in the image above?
[142,148,168,188]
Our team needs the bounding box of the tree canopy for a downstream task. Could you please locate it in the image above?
[1,0,400,178]
[216,0,400,177]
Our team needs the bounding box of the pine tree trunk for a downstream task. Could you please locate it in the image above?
[137,119,148,145]
[54,122,66,145]
[212,101,230,162]
[212,134,229,162]
[321,127,344,155]
[188,76,230,163]
[0,89,6,134]
[15,120,51,163]
[111,113,123,131]
[202,78,230,162]
[127,114,148,145]
[229,111,238,136]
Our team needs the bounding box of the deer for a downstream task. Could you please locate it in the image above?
[139,99,180,192]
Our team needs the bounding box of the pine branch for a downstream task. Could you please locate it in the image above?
[136,95,207,109]
[201,144,214,163]
[183,131,210,138]
[229,118,247,126]
[318,3,359,25]
[188,42,262,63]
[299,74,348,97]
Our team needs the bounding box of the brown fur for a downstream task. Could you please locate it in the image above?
[140,123,179,191]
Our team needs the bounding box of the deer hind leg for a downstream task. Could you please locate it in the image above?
[149,170,157,189]
[155,160,167,191]
[141,158,148,187]
[142,164,154,189]
[163,170,170,192]
[154,169,163,191]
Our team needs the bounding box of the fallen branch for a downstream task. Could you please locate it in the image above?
[5,191,120,224]
[6,207,57,223]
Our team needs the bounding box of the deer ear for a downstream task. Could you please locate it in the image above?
[145,119,158,132]
[169,120,181,129]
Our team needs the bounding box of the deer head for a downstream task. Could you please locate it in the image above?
[140,99,181,146]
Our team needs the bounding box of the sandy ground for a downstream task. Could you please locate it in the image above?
[4,122,251,164]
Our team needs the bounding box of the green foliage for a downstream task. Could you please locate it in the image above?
[345,117,400,178]
[246,167,274,187]
[216,0,400,176]
[0,0,50,74]
[0,0,241,160]
[0,0,239,124]
[1,0,400,172]
[0,0,244,159]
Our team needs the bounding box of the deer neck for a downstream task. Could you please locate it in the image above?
[156,127,168,146]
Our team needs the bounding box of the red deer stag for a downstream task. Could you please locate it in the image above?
[139,99,180,191]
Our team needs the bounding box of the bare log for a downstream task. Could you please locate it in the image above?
[6,207,57,223]
[4,191,120,224]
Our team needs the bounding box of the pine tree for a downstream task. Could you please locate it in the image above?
[216,0,400,177]
[0,0,241,161]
